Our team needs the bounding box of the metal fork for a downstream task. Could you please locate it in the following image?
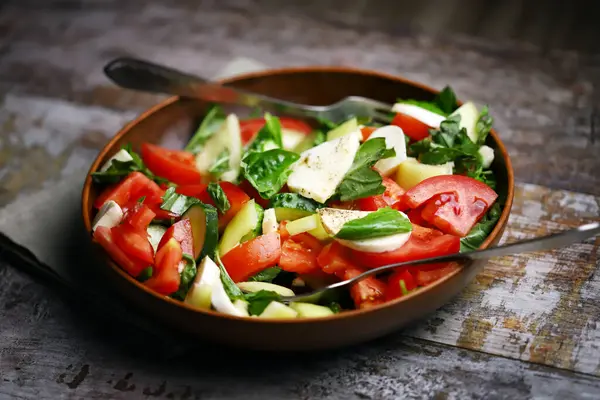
[103,57,394,124]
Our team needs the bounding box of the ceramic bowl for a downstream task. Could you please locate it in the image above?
[82,67,514,351]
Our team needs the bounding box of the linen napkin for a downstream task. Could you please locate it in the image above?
[0,57,268,357]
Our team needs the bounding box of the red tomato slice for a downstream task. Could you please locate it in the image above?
[414,263,460,286]
[386,269,417,301]
[145,238,183,295]
[175,184,208,198]
[357,177,405,211]
[197,182,251,231]
[406,207,429,226]
[112,223,155,264]
[279,233,324,274]
[238,180,270,208]
[343,267,387,309]
[360,126,378,141]
[158,219,194,257]
[221,233,281,282]
[352,224,460,268]
[122,202,156,231]
[391,113,431,141]
[239,117,312,144]
[400,175,498,237]
[278,221,290,243]
[95,171,165,210]
[141,143,204,185]
[94,226,148,277]
[317,241,355,276]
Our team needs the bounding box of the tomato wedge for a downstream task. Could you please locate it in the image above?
[317,241,355,276]
[360,126,378,141]
[94,171,164,209]
[94,226,148,277]
[112,223,155,264]
[238,180,270,208]
[239,117,312,144]
[175,184,208,198]
[391,113,431,141]
[386,269,417,301]
[221,233,281,282]
[399,175,498,237]
[343,267,387,309]
[279,233,323,274]
[122,202,156,231]
[141,143,204,185]
[197,182,251,231]
[158,219,194,256]
[414,263,461,286]
[357,177,405,211]
[352,224,460,268]
[145,238,183,295]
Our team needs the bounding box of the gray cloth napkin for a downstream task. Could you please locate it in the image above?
[0,58,268,357]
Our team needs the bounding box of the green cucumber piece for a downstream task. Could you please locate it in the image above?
[182,203,219,261]
[290,302,335,318]
[146,224,167,252]
[237,281,295,297]
[219,199,261,256]
[326,117,358,141]
[258,301,298,319]
[240,202,264,243]
[269,193,321,222]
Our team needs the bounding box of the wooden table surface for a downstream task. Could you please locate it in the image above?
[1,1,599,399]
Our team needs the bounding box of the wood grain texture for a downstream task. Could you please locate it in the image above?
[1,0,600,397]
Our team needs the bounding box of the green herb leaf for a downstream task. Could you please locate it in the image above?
[336,138,395,201]
[171,254,197,300]
[160,187,200,215]
[91,145,168,185]
[137,267,153,282]
[207,182,230,213]
[245,113,283,154]
[186,105,226,153]
[475,106,493,145]
[434,86,458,114]
[460,203,501,251]
[214,253,244,299]
[335,208,412,240]
[328,302,342,313]
[316,117,338,130]
[243,290,281,316]
[241,149,300,199]
[248,266,282,283]
[208,149,230,178]
[396,99,447,116]
[137,196,146,203]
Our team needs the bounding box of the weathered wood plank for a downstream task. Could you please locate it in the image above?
[1,264,600,400]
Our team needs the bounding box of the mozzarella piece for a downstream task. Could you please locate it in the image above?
[195,114,242,182]
[287,133,360,203]
[210,272,248,317]
[92,201,123,231]
[368,125,407,176]
[184,256,221,310]
[233,299,250,316]
[392,103,445,128]
[100,149,133,172]
[262,208,278,234]
[337,231,411,253]
[478,145,495,169]
[450,102,479,143]
[318,208,371,235]
[282,129,306,151]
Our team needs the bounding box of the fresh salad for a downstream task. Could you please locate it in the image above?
[90,86,502,319]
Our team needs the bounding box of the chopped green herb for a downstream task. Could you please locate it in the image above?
[171,254,197,300]
[244,290,281,316]
[241,149,300,199]
[186,105,226,153]
[207,182,231,214]
[160,187,200,215]
[208,149,230,178]
[249,266,282,283]
[91,144,167,185]
[137,267,153,282]
[460,203,502,251]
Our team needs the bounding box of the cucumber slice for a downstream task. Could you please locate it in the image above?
[233,299,250,316]
[450,102,479,143]
[326,117,359,141]
[219,199,260,256]
[269,193,321,222]
[182,203,219,261]
[146,224,167,252]
[237,281,295,297]
[258,301,298,319]
[286,214,319,236]
[282,129,306,151]
[309,215,332,241]
[293,131,321,153]
[195,114,242,182]
[240,202,264,243]
[290,302,334,318]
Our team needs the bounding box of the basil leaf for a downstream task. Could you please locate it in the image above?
[335,208,412,240]
[214,253,244,299]
[312,130,326,147]
[457,158,497,190]
[186,105,226,153]
[328,302,342,314]
[207,182,231,213]
[91,145,167,185]
[476,106,493,145]
[243,290,281,316]
[460,203,501,251]
[160,187,200,215]
[137,267,153,282]
[245,113,283,154]
[336,138,395,201]
[316,117,339,131]
[208,149,230,178]
[241,149,300,199]
[396,99,447,116]
[248,266,282,283]
[171,254,197,300]
[434,86,458,114]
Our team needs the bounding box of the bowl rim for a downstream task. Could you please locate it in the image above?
[82,65,514,324]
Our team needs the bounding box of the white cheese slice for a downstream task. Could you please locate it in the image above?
[368,125,407,176]
[100,149,133,172]
[92,201,123,231]
[450,102,479,143]
[478,145,495,169]
[318,208,371,236]
[262,208,278,234]
[392,103,446,128]
[287,133,361,203]
[282,129,306,151]
[184,256,221,310]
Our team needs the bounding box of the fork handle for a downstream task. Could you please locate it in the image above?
[103,57,319,118]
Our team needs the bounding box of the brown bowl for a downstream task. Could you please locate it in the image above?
[82,67,514,351]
